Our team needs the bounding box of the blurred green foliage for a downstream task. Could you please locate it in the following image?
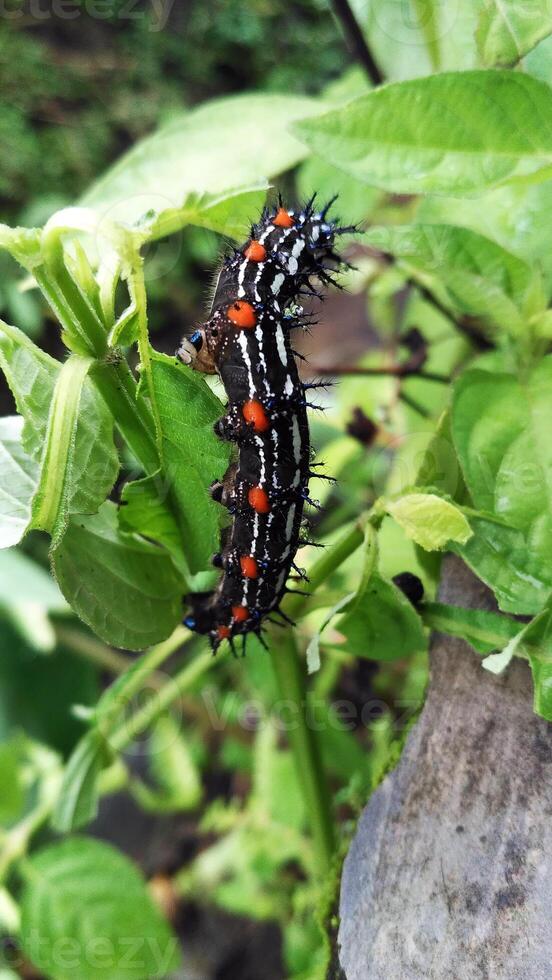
[0,0,347,339]
[0,0,346,217]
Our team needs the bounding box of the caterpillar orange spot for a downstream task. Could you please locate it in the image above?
[227,300,256,329]
[242,399,270,433]
[232,605,249,622]
[273,207,295,228]
[248,486,271,514]
[244,240,267,262]
[240,555,259,579]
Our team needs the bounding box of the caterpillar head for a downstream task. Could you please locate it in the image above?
[176,328,216,373]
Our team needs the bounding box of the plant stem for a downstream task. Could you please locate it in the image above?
[313,363,449,383]
[271,630,335,874]
[285,517,366,621]
[92,359,159,474]
[0,797,56,884]
[330,0,384,86]
[412,281,495,351]
[36,264,106,358]
[419,602,520,649]
[32,354,93,534]
[399,389,431,418]
[109,647,217,752]
[129,263,163,448]
[269,519,366,875]
[54,624,133,674]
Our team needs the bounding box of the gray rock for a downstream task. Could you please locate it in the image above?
[338,556,552,980]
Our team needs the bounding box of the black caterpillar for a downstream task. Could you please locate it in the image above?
[177,197,348,651]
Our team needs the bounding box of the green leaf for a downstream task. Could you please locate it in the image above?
[480,602,552,717]
[453,362,552,529]
[146,185,269,243]
[334,524,426,660]
[107,295,138,348]
[476,0,552,67]
[0,547,68,652]
[294,71,552,196]
[411,409,463,498]
[519,604,552,720]
[321,65,371,103]
[180,820,302,921]
[353,0,434,80]
[297,154,380,227]
[119,474,188,579]
[0,736,62,831]
[306,524,378,674]
[151,354,231,574]
[31,214,108,358]
[453,362,552,613]
[453,513,552,615]
[417,178,552,289]
[0,224,41,269]
[344,522,379,613]
[525,32,552,82]
[351,0,481,81]
[51,503,184,650]
[0,416,39,548]
[252,723,305,831]
[385,493,472,550]
[0,548,66,610]
[81,93,323,226]
[0,321,118,526]
[365,223,533,335]
[0,321,62,459]
[337,573,426,660]
[318,703,368,782]
[51,730,112,833]
[420,601,520,654]
[20,837,180,980]
[297,68,379,226]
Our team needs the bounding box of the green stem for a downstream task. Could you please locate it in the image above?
[284,517,366,621]
[129,261,163,448]
[102,626,191,723]
[36,265,106,359]
[109,646,217,752]
[54,623,137,675]
[40,228,107,357]
[0,797,55,884]
[271,631,335,874]
[92,359,159,474]
[419,601,519,649]
[32,354,93,535]
[269,519,366,874]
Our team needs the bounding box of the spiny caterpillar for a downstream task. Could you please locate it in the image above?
[177,197,349,651]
